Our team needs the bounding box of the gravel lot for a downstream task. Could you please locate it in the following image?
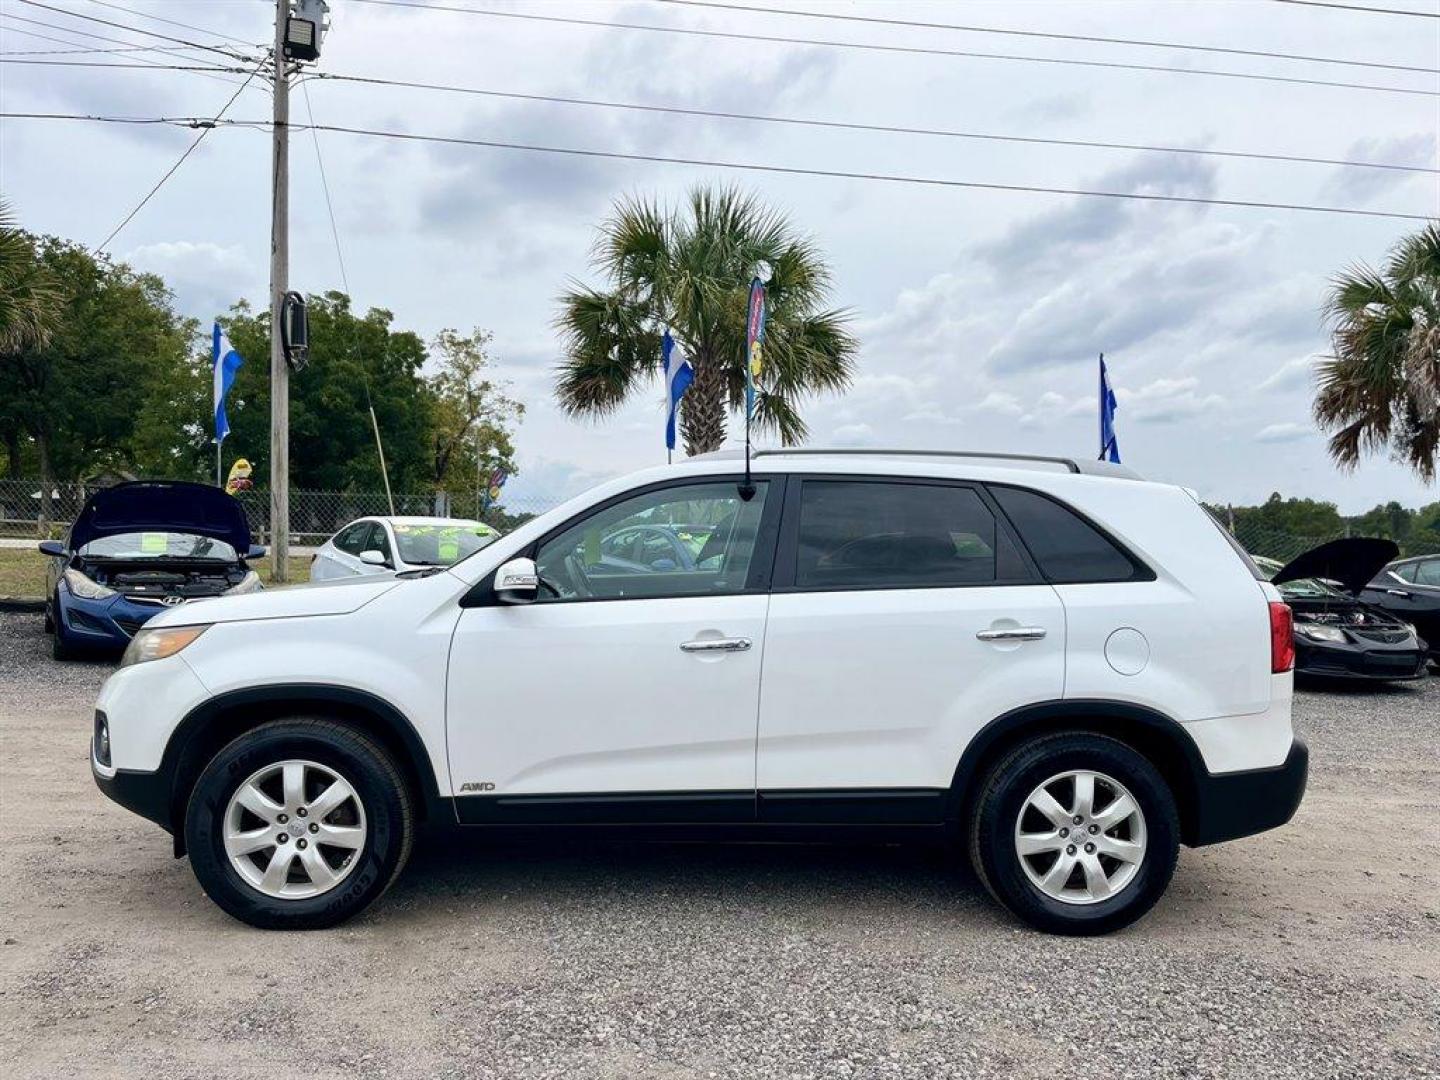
[0,611,1436,1080]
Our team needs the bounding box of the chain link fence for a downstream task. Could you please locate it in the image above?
[0,479,558,545]
[1228,520,1347,565]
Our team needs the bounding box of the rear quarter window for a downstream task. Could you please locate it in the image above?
[989,485,1151,584]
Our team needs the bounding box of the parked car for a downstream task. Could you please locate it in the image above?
[91,449,1306,935]
[309,516,501,580]
[1253,539,1429,681]
[40,480,264,660]
[1361,554,1440,666]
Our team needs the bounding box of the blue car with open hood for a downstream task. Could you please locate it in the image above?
[40,480,266,659]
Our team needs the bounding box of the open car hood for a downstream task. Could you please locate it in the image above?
[69,480,252,554]
[1271,537,1399,596]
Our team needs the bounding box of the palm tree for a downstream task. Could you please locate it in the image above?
[555,185,857,455]
[0,199,61,356]
[1314,222,1440,481]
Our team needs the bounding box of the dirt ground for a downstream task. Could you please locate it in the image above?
[0,611,1436,1080]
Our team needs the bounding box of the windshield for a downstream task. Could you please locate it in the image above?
[1252,558,1349,600]
[1275,577,1350,601]
[79,531,238,561]
[392,523,500,566]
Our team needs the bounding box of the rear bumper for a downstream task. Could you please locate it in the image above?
[1188,737,1308,846]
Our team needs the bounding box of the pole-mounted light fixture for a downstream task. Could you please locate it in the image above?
[283,0,330,63]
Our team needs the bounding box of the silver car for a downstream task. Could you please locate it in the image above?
[309,516,501,581]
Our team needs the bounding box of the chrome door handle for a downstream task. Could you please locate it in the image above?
[680,637,752,653]
[976,627,1048,642]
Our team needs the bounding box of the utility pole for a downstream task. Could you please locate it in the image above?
[269,0,291,582]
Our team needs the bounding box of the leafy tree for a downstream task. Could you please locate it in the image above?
[1408,502,1440,555]
[0,235,194,519]
[1315,223,1440,481]
[0,199,61,357]
[556,185,857,455]
[426,327,522,494]
[211,293,435,494]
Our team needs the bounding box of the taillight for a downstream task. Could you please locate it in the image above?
[1270,601,1295,673]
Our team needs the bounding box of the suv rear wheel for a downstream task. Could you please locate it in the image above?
[969,732,1179,935]
[184,719,414,930]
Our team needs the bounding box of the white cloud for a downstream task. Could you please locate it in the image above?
[1258,354,1322,394]
[1255,422,1312,444]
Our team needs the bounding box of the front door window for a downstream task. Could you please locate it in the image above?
[535,481,771,601]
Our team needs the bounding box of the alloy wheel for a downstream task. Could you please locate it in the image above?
[1014,769,1147,905]
[222,759,367,900]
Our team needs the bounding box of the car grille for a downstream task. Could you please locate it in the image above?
[113,617,148,638]
[1351,627,1411,645]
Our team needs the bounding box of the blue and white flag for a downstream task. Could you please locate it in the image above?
[212,323,243,444]
[663,329,694,453]
[1099,354,1120,463]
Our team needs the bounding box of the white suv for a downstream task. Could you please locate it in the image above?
[91,450,1306,934]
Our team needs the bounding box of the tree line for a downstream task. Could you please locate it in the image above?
[1211,493,1440,560]
[0,211,522,518]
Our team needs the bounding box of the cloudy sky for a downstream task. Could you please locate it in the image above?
[3,0,1438,511]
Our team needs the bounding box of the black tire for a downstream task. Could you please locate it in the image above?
[968,732,1179,936]
[51,599,77,661]
[184,719,414,930]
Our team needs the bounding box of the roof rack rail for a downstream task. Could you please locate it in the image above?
[754,449,1082,475]
[748,448,1142,479]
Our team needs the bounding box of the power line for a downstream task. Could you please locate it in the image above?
[1272,0,1440,16]
[0,19,259,85]
[13,0,263,62]
[79,0,259,46]
[0,56,246,73]
[347,0,1437,97]
[91,58,271,254]
[7,111,1429,221]
[1,12,262,72]
[300,79,351,295]
[652,0,1437,74]
[0,40,157,56]
[310,69,1438,175]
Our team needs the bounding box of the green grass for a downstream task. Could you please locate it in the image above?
[0,548,310,598]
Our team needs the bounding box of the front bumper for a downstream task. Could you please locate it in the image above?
[1294,637,1428,680]
[1188,737,1308,846]
[93,760,172,833]
[58,591,168,649]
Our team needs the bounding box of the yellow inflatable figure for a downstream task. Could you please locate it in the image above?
[225,458,254,496]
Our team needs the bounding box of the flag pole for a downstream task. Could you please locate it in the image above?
[1098,352,1105,461]
[216,442,222,489]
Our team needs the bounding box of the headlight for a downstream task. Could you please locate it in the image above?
[1297,624,1347,644]
[120,624,209,667]
[63,567,114,601]
[226,570,263,595]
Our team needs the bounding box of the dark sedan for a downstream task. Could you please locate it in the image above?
[40,480,266,659]
[1361,555,1440,665]
[1257,539,1429,682]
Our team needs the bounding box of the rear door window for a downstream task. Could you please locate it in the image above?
[791,480,1028,590]
[990,485,1149,584]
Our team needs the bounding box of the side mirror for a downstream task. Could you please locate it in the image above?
[359,549,391,569]
[38,540,66,558]
[493,556,539,604]
[247,544,268,560]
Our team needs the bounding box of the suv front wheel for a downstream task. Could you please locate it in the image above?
[969,732,1179,935]
[184,719,414,930]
